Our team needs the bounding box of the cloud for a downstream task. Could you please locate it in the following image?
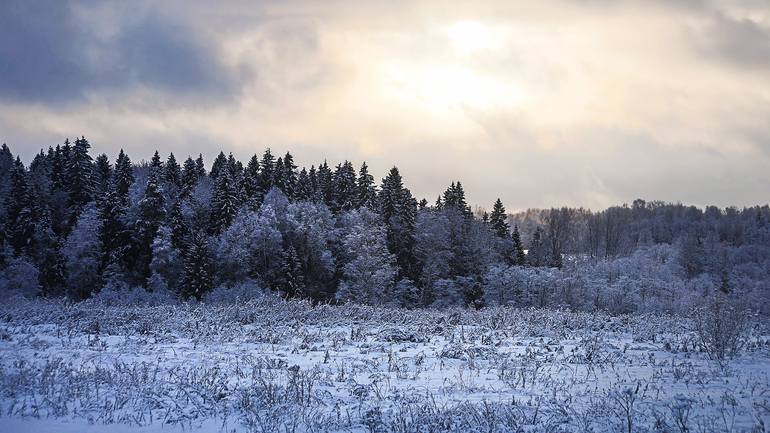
[0,0,237,104]
[691,13,770,70]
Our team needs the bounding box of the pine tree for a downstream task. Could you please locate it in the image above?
[113,149,135,206]
[489,198,510,238]
[357,162,377,209]
[165,153,181,187]
[511,225,526,265]
[180,232,213,301]
[210,171,241,234]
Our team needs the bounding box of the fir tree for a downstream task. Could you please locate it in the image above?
[98,182,130,269]
[489,198,510,238]
[180,232,213,301]
[168,200,188,249]
[316,161,334,205]
[281,152,298,199]
[357,162,377,209]
[149,150,163,175]
[296,167,313,201]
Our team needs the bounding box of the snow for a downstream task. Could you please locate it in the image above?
[0,298,768,432]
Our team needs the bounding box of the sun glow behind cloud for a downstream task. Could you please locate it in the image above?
[1,0,769,210]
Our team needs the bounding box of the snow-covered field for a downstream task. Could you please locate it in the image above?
[0,298,768,432]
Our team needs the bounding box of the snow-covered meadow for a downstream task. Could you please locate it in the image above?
[0,297,767,433]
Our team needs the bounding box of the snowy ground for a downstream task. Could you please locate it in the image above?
[0,298,768,432]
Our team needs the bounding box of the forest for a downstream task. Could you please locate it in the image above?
[1,138,769,314]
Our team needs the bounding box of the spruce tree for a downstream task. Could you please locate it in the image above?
[528,227,545,267]
[281,152,298,199]
[195,153,207,177]
[133,171,166,283]
[149,150,163,175]
[168,200,188,249]
[489,198,510,238]
[6,157,35,254]
[210,171,241,234]
[98,182,130,269]
[165,153,181,187]
[93,153,112,196]
[281,245,305,298]
[379,167,418,280]
[242,154,263,207]
[296,167,313,201]
[180,232,213,301]
[511,225,526,265]
[113,149,135,205]
[66,136,94,216]
[332,161,357,212]
[316,161,334,206]
[357,162,377,209]
[259,149,275,193]
[180,156,199,197]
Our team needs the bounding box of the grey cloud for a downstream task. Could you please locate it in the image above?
[692,13,770,70]
[0,0,238,104]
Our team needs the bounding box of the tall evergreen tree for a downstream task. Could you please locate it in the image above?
[379,167,419,280]
[180,232,213,301]
[180,156,199,197]
[489,198,510,238]
[258,149,276,193]
[98,182,130,270]
[93,154,112,196]
[281,245,305,298]
[316,161,334,206]
[296,167,313,201]
[132,171,166,283]
[195,153,207,177]
[357,162,377,209]
[6,157,35,254]
[332,161,357,212]
[242,154,263,207]
[149,150,163,175]
[113,149,135,205]
[165,153,181,187]
[210,171,241,234]
[511,225,526,265]
[66,136,94,216]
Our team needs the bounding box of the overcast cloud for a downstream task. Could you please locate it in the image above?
[1,0,768,210]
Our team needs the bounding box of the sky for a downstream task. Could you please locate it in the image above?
[1,0,769,211]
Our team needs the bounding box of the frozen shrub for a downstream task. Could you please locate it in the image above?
[693,295,750,366]
[0,255,40,297]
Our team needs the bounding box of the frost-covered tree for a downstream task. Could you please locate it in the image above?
[149,225,182,292]
[511,225,526,265]
[332,161,357,213]
[336,208,396,305]
[181,156,199,197]
[285,200,336,300]
[259,149,276,193]
[215,208,283,285]
[66,136,94,218]
[489,198,509,238]
[180,232,213,301]
[132,171,166,283]
[210,171,241,234]
[113,149,135,206]
[64,203,103,299]
[357,162,377,209]
[165,153,181,187]
[93,153,112,196]
[210,151,228,180]
[5,157,35,254]
[242,154,263,207]
[414,209,453,305]
[379,167,418,281]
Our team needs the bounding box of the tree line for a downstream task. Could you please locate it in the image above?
[1,140,768,312]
